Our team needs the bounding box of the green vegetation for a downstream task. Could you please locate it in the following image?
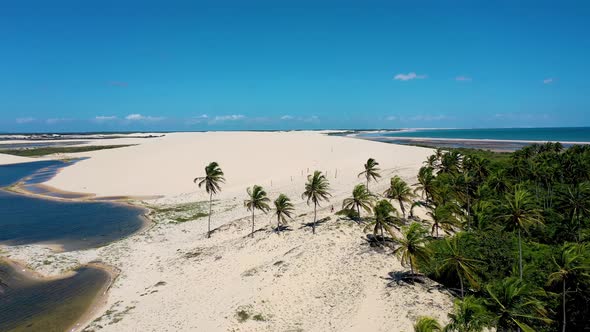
[301,170,332,234]
[273,194,295,233]
[342,184,375,219]
[244,185,271,237]
[194,161,225,238]
[408,143,590,331]
[0,144,135,157]
[358,157,381,191]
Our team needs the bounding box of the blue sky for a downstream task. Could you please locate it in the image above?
[1,0,589,132]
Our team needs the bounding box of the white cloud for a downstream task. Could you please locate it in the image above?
[94,115,117,122]
[393,72,427,81]
[455,76,472,82]
[386,115,398,121]
[125,114,164,121]
[543,78,553,84]
[46,118,71,124]
[16,117,35,124]
[280,115,294,120]
[213,114,245,122]
[186,114,209,125]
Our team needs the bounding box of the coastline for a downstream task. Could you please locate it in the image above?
[1,131,454,331]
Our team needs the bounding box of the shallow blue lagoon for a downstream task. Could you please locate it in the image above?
[0,160,145,251]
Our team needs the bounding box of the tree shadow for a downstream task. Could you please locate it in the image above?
[274,225,293,233]
[382,271,426,287]
[299,216,331,230]
[363,234,395,248]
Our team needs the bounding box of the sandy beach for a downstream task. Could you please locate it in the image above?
[1,131,453,331]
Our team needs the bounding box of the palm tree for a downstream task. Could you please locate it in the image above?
[437,234,481,298]
[445,296,492,332]
[194,161,225,238]
[427,204,459,238]
[557,182,590,242]
[414,316,443,332]
[302,171,331,234]
[244,185,271,237]
[484,277,551,332]
[440,151,462,174]
[358,158,381,191]
[393,222,431,275]
[384,175,415,218]
[495,187,543,279]
[273,194,295,233]
[342,184,375,220]
[547,243,590,332]
[363,199,400,243]
[415,166,436,202]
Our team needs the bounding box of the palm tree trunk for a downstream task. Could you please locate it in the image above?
[518,228,523,280]
[313,201,317,234]
[562,280,566,332]
[380,224,384,243]
[398,198,406,218]
[277,216,280,234]
[207,192,213,238]
[251,208,255,238]
[459,271,465,298]
[357,205,361,221]
[410,260,414,276]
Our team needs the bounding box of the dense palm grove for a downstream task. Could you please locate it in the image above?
[196,142,590,332]
[411,143,590,332]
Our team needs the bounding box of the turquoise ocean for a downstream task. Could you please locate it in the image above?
[360,127,590,142]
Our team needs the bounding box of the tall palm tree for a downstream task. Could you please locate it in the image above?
[445,296,492,332]
[547,243,590,332]
[437,234,481,298]
[557,182,590,242]
[484,277,551,332]
[392,222,431,275]
[302,171,331,234]
[358,158,381,191]
[194,161,225,238]
[384,175,415,218]
[273,194,295,233]
[415,166,436,202]
[495,187,543,279]
[244,185,271,237]
[342,184,375,219]
[363,199,400,243]
[414,316,443,332]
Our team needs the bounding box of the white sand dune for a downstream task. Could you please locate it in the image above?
[3,132,453,331]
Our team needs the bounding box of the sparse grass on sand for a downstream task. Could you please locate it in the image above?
[0,145,135,157]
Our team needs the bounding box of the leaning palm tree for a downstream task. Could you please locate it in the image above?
[384,175,415,218]
[358,158,381,191]
[244,185,271,237]
[495,187,543,279]
[301,171,331,234]
[414,316,443,332]
[194,161,225,238]
[445,296,492,332]
[427,204,459,238]
[484,277,551,332]
[437,234,481,298]
[392,222,431,275]
[363,199,400,243]
[547,243,590,332]
[342,184,375,220]
[273,194,295,233]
